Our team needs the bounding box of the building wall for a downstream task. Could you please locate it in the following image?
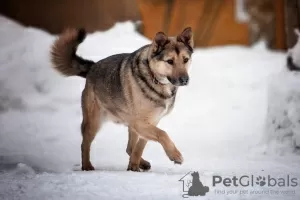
[138,0,249,47]
[0,0,140,33]
[0,0,289,50]
[138,0,286,49]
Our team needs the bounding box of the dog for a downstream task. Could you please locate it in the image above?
[188,172,209,196]
[51,27,193,171]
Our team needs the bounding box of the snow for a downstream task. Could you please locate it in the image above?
[265,29,300,153]
[265,70,300,152]
[0,15,300,200]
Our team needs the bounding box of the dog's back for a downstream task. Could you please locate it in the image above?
[88,53,129,106]
[51,29,150,122]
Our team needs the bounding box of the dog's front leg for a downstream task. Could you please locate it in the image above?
[127,138,147,172]
[129,121,183,166]
[126,128,151,171]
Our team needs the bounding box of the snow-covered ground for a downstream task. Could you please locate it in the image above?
[0,15,300,200]
[265,30,300,153]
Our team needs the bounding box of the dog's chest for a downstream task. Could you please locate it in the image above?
[152,99,174,122]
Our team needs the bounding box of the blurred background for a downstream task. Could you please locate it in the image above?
[0,0,299,50]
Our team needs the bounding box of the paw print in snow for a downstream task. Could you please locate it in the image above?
[256,176,266,186]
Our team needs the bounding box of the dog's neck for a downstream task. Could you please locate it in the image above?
[132,58,177,101]
[142,59,170,85]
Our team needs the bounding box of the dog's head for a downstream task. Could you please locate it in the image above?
[148,27,194,86]
[191,171,199,178]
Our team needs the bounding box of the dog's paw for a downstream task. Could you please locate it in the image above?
[81,163,95,171]
[139,159,151,171]
[167,147,184,165]
[127,162,141,172]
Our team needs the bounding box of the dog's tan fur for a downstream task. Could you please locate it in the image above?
[51,27,193,171]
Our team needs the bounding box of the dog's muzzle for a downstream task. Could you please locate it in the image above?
[167,75,189,86]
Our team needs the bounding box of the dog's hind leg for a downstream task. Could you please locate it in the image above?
[81,83,102,171]
[126,128,151,171]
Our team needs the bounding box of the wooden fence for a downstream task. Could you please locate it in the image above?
[0,0,299,50]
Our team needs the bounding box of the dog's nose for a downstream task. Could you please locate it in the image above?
[178,76,189,85]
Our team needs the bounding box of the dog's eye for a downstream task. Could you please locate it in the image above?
[166,59,174,65]
[183,58,189,63]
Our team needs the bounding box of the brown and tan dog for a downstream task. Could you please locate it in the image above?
[51,27,193,171]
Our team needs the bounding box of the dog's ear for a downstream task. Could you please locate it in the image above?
[177,27,194,49]
[152,31,168,52]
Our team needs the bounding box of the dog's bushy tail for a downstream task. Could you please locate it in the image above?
[51,28,95,78]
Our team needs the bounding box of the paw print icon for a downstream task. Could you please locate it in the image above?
[256,176,266,186]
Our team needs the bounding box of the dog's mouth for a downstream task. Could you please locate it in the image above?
[154,75,170,85]
[167,76,189,86]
